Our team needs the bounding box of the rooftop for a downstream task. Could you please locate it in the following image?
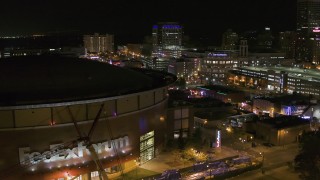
[254,94,311,105]
[198,85,242,94]
[260,116,309,129]
[0,55,176,106]
[241,66,320,82]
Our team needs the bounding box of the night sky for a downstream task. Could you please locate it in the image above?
[1,0,296,45]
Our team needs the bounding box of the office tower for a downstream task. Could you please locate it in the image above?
[221,29,239,50]
[239,40,248,57]
[83,33,114,53]
[311,28,320,64]
[257,27,274,50]
[279,31,297,59]
[152,22,183,59]
[296,0,320,61]
[297,0,320,34]
[240,30,258,52]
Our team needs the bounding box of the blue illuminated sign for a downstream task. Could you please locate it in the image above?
[208,53,228,57]
[162,25,181,29]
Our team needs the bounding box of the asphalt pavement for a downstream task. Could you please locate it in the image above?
[140,146,240,173]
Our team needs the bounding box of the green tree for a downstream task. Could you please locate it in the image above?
[190,127,203,150]
[175,77,186,89]
[178,129,186,150]
[295,131,320,179]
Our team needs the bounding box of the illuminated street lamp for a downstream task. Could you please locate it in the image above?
[226,126,232,133]
[207,165,212,179]
[260,152,265,174]
[259,152,264,165]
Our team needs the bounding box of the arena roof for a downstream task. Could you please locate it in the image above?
[0,55,176,106]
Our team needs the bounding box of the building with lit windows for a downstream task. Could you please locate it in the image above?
[296,0,320,61]
[279,31,297,59]
[0,56,176,180]
[167,100,194,139]
[168,58,200,80]
[228,66,320,97]
[83,33,114,53]
[200,51,238,85]
[222,29,239,50]
[252,94,313,117]
[152,22,183,59]
[297,0,320,34]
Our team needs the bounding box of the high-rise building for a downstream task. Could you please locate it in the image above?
[83,33,114,53]
[256,27,274,50]
[311,28,320,64]
[152,22,183,59]
[200,51,238,85]
[221,29,239,50]
[296,0,320,61]
[297,0,320,34]
[239,40,248,57]
[279,31,297,59]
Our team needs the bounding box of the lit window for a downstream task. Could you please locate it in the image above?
[91,171,99,177]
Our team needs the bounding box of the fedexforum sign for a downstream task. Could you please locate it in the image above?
[19,136,129,165]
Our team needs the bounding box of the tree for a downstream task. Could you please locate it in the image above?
[175,77,186,89]
[190,127,203,150]
[178,129,186,150]
[294,131,320,179]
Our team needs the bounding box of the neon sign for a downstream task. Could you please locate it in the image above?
[19,136,129,165]
[216,130,221,148]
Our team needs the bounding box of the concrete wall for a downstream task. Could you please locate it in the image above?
[0,87,167,128]
[0,87,169,179]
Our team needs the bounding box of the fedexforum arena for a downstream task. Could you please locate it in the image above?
[0,56,176,180]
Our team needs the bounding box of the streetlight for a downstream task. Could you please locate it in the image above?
[207,165,212,179]
[260,152,265,174]
[283,130,288,147]
[260,152,264,165]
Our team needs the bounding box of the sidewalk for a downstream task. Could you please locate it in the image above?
[140,146,241,173]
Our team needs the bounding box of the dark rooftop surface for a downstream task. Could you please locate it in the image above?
[260,116,309,129]
[255,94,311,105]
[0,55,176,106]
[198,85,242,94]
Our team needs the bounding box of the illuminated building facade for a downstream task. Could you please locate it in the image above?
[168,58,199,79]
[296,0,320,61]
[83,33,114,53]
[167,101,194,139]
[0,56,176,180]
[221,29,239,50]
[253,95,312,117]
[279,31,297,59]
[200,51,238,85]
[297,0,320,34]
[256,27,274,50]
[152,22,183,59]
[228,66,320,97]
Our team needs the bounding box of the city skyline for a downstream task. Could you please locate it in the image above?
[1,0,296,45]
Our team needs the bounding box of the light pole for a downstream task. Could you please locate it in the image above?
[207,165,212,179]
[260,152,265,174]
[283,130,288,147]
